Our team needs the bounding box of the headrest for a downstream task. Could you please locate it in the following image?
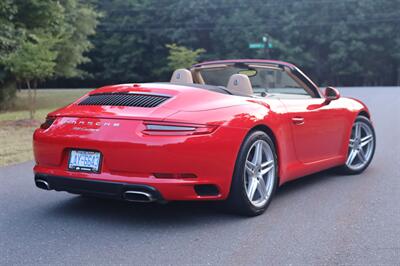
[170,69,193,84]
[227,74,253,96]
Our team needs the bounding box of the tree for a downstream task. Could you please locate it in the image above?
[0,0,20,107]
[0,0,99,115]
[0,1,19,61]
[0,0,63,118]
[4,35,57,119]
[54,0,100,78]
[166,44,205,71]
[82,0,400,87]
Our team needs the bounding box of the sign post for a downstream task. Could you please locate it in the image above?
[249,35,272,58]
[249,43,266,49]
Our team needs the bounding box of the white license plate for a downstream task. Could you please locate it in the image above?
[68,150,101,173]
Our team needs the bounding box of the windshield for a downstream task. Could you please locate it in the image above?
[195,64,312,98]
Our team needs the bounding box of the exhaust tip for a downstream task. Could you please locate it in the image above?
[35,179,51,190]
[123,191,155,203]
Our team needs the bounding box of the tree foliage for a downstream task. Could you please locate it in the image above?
[4,35,57,83]
[2,0,400,99]
[3,35,57,118]
[0,0,19,108]
[0,0,99,113]
[83,0,400,86]
[166,44,205,71]
[54,0,100,78]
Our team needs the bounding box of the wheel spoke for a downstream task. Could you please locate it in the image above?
[247,177,258,200]
[245,160,256,175]
[360,134,373,147]
[349,138,355,148]
[265,173,273,197]
[261,160,274,175]
[357,149,367,163]
[355,123,361,139]
[257,177,267,200]
[252,142,263,165]
[346,149,358,166]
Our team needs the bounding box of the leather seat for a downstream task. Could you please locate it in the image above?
[227,74,254,96]
[170,69,193,84]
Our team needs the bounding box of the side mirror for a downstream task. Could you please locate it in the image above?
[324,87,340,104]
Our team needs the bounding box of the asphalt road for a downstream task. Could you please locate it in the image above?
[1,87,399,265]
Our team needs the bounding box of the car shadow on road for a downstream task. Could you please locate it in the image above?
[44,169,344,226]
[275,169,343,198]
[47,196,241,228]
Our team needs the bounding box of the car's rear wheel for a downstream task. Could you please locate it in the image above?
[227,131,278,216]
[339,116,376,174]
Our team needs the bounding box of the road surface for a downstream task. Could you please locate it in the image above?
[1,87,399,265]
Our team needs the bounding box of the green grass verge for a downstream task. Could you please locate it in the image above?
[0,89,91,121]
[0,124,38,166]
[0,89,91,167]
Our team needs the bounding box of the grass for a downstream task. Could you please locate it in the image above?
[0,89,91,167]
[0,89,90,121]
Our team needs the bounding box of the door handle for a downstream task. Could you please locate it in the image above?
[292,117,305,125]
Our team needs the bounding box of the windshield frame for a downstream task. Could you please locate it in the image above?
[191,61,323,98]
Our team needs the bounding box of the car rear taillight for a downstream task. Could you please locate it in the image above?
[142,122,217,136]
[40,117,56,129]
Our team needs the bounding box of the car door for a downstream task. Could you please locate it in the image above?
[260,67,348,164]
[280,97,349,164]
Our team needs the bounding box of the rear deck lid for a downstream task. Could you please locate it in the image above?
[48,83,246,120]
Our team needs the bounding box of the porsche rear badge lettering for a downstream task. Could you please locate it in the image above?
[64,120,120,128]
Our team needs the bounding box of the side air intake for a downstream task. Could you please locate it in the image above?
[78,93,170,108]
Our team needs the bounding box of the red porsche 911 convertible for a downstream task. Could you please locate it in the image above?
[33,59,376,216]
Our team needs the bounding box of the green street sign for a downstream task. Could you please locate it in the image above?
[249,43,265,49]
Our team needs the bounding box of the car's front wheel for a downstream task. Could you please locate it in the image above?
[227,131,278,216]
[339,116,376,174]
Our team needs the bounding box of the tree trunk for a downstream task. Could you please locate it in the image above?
[26,80,33,120]
[33,79,37,118]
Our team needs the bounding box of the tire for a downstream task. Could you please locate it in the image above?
[226,130,278,216]
[338,116,376,175]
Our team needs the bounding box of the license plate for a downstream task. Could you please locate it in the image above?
[68,150,101,173]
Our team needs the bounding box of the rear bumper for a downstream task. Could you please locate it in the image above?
[34,171,224,201]
[35,173,164,202]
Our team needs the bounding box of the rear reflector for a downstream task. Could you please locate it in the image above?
[153,173,197,179]
[194,185,219,196]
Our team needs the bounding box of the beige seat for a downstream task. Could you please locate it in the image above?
[227,74,254,96]
[170,69,193,84]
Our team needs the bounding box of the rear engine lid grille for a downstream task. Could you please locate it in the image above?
[78,93,171,108]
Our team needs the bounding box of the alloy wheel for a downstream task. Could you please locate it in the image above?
[346,121,374,171]
[244,140,276,208]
